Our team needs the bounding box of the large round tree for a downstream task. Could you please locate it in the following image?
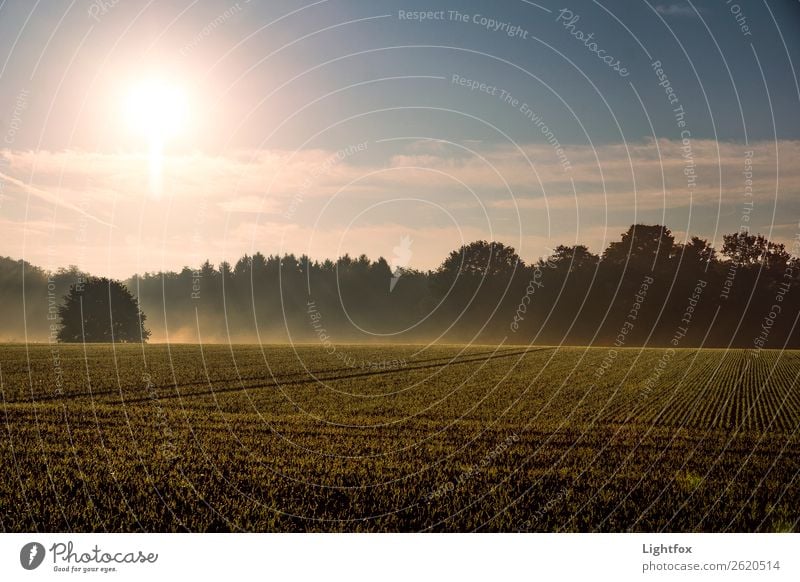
[57,277,151,343]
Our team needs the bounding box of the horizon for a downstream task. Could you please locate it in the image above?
[0,223,800,282]
[2,217,797,282]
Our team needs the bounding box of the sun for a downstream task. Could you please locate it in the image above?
[124,79,189,197]
[124,79,188,146]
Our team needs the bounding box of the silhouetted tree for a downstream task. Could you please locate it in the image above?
[544,244,599,272]
[432,240,522,299]
[603,224,675,272]
[722,232,790,270]
[430,241,524,339]
[57,277,150,343]
[679,236,717,268]
[437,240,522,278]
[1,224,797,348]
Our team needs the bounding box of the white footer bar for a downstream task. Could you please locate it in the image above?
[1,533,796,581]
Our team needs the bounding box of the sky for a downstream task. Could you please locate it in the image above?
[0,0,799,278]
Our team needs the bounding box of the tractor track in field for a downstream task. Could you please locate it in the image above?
[7,347,552,405]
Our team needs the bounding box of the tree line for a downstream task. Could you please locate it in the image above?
[1,224,798,348]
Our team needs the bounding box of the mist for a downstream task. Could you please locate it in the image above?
[2,224,798,349]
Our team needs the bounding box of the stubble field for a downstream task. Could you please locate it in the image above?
[0,343,798,532]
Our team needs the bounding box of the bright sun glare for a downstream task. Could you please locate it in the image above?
[124,79,188,197]
[125,79,188,146]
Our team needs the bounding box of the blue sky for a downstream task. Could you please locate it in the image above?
[0,0,799,277]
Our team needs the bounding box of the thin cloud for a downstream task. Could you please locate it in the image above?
[655,4,701,17]
[0,170,114,228]
[0,139,797,278]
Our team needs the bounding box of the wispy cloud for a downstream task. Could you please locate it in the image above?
[0,138,797,278]
[654,3,700,18]
[0,170,114,228]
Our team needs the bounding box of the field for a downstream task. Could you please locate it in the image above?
[0,343,798,532]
